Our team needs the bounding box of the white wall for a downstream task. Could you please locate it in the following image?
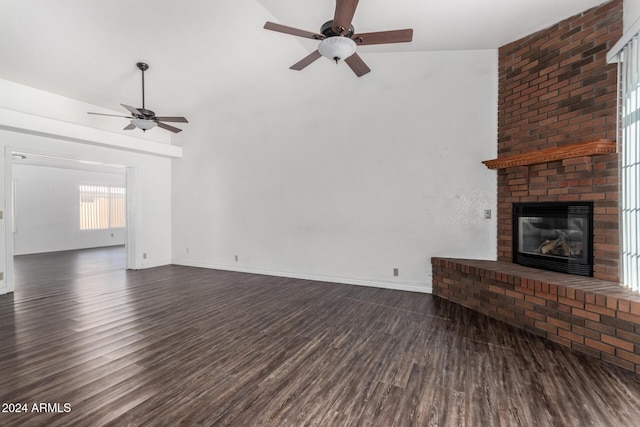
[172,49,498,293]
[13,163,126,255]
[625,0,640,32]
[0,79,175,294]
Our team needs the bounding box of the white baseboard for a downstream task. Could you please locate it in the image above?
[139,258,173,269]
[171,259,432,294]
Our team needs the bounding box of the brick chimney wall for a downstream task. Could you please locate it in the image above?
[497,0,623,282]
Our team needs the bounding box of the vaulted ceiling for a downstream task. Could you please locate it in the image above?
[0,0,607,131]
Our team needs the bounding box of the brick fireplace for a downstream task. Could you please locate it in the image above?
[496,0,622,283]
[431,0,640,374]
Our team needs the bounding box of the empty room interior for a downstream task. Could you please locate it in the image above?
[2,0,640,425]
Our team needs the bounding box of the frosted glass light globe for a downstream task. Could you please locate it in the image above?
[130,119,157,130]
[318,36,357,62]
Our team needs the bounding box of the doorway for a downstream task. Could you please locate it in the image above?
[5,149,140,293]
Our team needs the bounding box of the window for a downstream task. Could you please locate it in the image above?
[79,185,126,230]
[620,35,640,292]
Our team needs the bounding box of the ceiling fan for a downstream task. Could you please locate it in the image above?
[264,0,413,77]
[88,62,188,133]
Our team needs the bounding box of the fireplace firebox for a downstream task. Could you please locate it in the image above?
[513,202,593,276]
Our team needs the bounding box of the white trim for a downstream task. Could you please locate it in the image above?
[172,258,433,294]
[126,167,142,270]
[608,16,640,63]
[0,108,182,158]
[141,259,173,269]
[3,147,14,294]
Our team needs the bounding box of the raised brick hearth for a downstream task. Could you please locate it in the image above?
[432,258,640,374]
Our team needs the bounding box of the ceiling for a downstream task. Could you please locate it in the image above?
[0,0,608,132]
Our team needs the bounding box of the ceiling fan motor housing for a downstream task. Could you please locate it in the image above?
[320,20,354,38]
[136,108,156,119]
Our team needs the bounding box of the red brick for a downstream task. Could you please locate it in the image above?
[488,285,506,295]
[535,321,558,334]
[558,297,584,309]
[585,338,615,355]
[547,317,571,331]
[515,285,535,296]
[515,299,535,311]
[617,349,640,365]
[631,301,640,316]
[572,308,600,322]
[558,328,585,344]
[505,290,524,300]
[536,291,557,302]
[572,325,601,340]
[548,334,571,348]
[617,311,640,324]
[601,334,634,352]
[526,309,546,321]
[525,295,547,306]
[585,303,616,317]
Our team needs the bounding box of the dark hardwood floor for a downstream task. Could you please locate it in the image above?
[1,247,640,426]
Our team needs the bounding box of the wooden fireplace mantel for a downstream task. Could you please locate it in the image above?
[482,139,616,170]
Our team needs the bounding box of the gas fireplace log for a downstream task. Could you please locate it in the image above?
[538,239,559,254]
[537,234,572,257]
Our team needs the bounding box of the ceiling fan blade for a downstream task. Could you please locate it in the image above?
[352,29,413,46]
[290,50,323,71]
[87,112,133,119]
[264,22,324,40]
[333,0,359,34]
[121,104,144,117]
[123,123,136,130]
[156,116,189,123]
[157,122,183,133]
[344,53,371,77]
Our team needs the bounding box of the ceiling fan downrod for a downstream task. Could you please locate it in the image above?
[136,62,149,110]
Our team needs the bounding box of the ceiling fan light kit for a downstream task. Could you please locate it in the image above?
[263,0,413,77]
[318,37,356,63]
[130,118,157,130]
[87,62,188,133]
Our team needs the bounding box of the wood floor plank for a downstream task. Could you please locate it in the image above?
[2,247,640,426]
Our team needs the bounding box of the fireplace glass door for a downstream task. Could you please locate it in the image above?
[513,202,593,276]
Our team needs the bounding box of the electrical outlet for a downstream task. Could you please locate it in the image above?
[143,253,147,259]
[393,268,399,277]
[484,209,492,219]
[235,255,239,262]
[186,247,189,254]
